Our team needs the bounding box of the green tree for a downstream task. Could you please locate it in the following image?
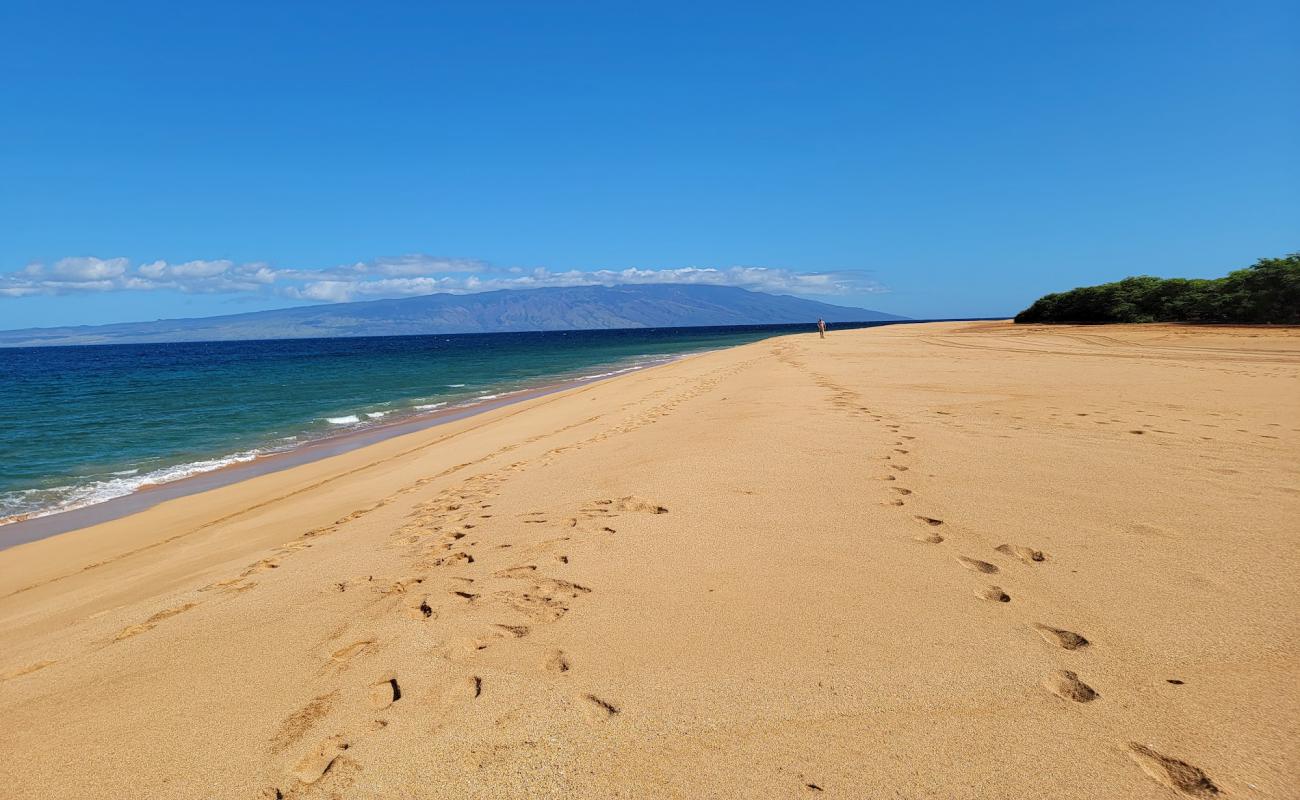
[1014,254,1299,324]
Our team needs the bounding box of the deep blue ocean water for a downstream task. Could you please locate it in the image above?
[0,322,900,523]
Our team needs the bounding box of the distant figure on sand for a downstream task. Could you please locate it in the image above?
[817,318,827,339]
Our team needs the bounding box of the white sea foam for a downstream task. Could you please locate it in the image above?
[326,415,360,424]
[574,355,676,382]
[415,402,447,411]
[446,383,466,387]
[576,365,643,380]
[365,411,390,419]
[0,450,263,526]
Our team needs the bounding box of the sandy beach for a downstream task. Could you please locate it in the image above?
[0,320,1296,799]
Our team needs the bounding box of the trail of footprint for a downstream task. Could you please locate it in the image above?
[1126,743,1220,798]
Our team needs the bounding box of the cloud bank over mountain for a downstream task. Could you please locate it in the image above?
[1,254,883,303]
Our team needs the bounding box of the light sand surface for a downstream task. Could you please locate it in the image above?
[1,321,1297,799]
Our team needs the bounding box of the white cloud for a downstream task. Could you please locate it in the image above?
[275,255,487,282]
[286,277,462,303]
[44,256,129,281]
[1,253,884,302]
[137,260,168,279]
[169,259,232,278]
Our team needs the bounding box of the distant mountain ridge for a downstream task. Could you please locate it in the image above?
[0,284,904,347]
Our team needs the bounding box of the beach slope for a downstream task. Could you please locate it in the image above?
[0,321,1296,799]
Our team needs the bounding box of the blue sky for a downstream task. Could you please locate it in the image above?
[1,1,1296,328]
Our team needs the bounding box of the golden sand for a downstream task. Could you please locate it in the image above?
[0,321,1296,798]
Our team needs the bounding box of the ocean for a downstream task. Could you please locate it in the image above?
[0,322,900,526]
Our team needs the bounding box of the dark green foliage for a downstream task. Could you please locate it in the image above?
[1014,254,1300,324]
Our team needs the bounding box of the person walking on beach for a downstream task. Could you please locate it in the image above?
[817,318,827,339]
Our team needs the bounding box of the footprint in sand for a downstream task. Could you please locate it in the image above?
[1126,744,1220,797]
[1043,670,1098,702]
[913,532,944,544]
[432,552,474,567]
[0,660,57,681]
[975,585,1010,602]
[956,556,999,574]
[271,692,337,754]
[590,496,669,514]
[406,597,435,620]
[241,558,280,577]
[113,602,199,641]
[494,565,538,579]
[995,544,1046,564]
[913,515,943,526]
[368,676,402,709]
[463,675,483,698]
[1033,624,1088,650]
[545,649,571,673]
[891,487,913,495]
[579,693,620,721]
[292,736,350,785]
[331,640,375,664]
[373,576,426,595]
[500,592,568,622]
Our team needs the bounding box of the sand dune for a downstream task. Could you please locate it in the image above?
[0,321,1296,799]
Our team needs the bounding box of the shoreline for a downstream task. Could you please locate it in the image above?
[0,351,694,551]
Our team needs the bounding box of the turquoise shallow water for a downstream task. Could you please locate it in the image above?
[0,322,900,523]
